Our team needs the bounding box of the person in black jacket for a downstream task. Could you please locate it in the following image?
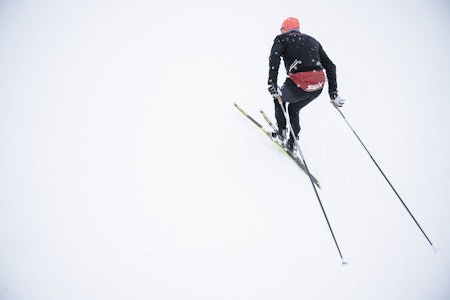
[268,17,345,150]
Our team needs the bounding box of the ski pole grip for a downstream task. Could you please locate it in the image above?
[331,101,340,110]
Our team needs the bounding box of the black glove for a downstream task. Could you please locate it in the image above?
[268,83,279,99]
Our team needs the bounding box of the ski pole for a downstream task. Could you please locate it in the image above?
[331,102,434,248]
[277,96,346,263]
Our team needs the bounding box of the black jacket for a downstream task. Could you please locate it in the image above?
[268,30,337,95]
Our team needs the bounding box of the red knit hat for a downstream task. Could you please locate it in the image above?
[280,17,300,33]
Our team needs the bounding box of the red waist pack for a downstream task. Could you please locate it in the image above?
[288,70,325,92]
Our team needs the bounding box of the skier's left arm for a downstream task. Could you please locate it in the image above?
[268,36,284,96]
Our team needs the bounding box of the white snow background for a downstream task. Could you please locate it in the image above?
[1,0,450,299]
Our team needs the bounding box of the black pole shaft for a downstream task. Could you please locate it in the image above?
[278,97,345,262]
[334,105,433,247]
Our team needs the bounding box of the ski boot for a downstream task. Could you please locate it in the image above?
[271,128,287,146]
[286,134,298,152]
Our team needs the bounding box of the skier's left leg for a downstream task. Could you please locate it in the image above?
[274,99,287,131]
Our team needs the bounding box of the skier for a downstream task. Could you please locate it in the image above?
[268,17,345,150]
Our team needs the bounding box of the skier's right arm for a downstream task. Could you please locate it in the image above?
[318,44,337,99]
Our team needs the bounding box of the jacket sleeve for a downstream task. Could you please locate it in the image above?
[268,36,284,86]
[319,44,337,95]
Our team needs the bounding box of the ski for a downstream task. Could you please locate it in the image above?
[259,108,278,132]
[259,108,321,187]
[260,108,297,152]
[233,102,320,188]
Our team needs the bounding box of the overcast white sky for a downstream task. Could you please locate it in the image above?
[1,0,450,299]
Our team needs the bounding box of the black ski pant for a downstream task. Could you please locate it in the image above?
[274,79,323,137]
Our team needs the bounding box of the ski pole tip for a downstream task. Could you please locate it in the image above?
[341,259,348,266]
